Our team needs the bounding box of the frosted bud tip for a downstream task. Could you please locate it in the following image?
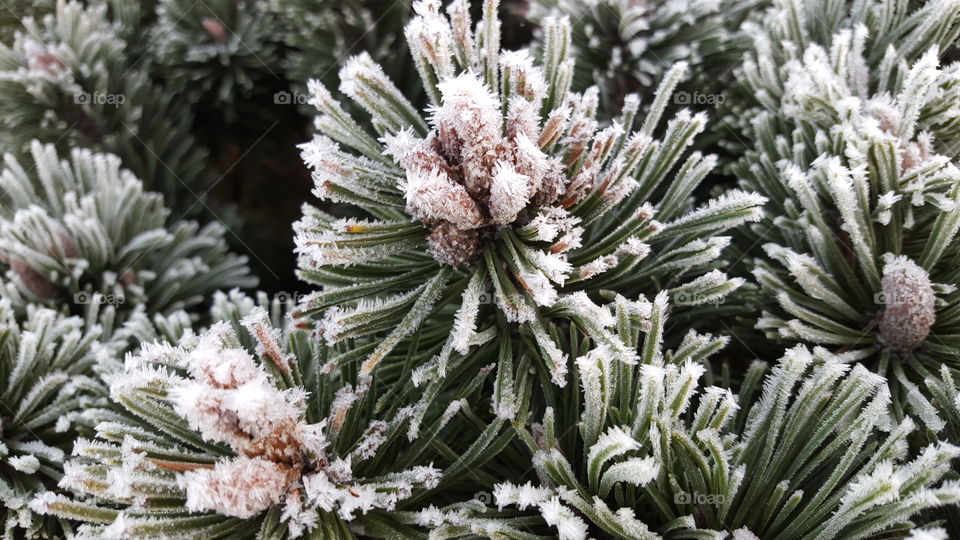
[877,256,936,352]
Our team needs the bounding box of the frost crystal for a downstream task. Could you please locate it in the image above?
[181,457,292,519]
[539,496,589,540]
[169,323,313,463]
[493,482,553,510]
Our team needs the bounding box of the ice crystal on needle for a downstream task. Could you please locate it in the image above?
[181,456,294,519]
[0,300,108,536]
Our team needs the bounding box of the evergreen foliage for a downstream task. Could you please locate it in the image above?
[0,0,957,538]
[0,1,214,214]
[0,141,256,324]
[272,0,415,95]
[34,292,504,538]
[528,0,756,114]
[732,0,960,409]
[295,0,764,386]
[0,301,108,537]
[424,332,960,539]
[151,0,283,120]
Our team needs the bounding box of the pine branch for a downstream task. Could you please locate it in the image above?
[0,141,256,330]
[294,0,765,388]
[416,298,960,539]
[731,0,960,415]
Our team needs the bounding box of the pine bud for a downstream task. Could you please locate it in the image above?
[877,256,936,352]
[201,18,230,45]
[426,221,480,266]
[9,258,58,299]
[181,457,294,519]
[24,42,65,76]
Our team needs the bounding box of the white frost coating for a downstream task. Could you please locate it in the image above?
[518,270,558,306]
[320,287,422,344]
[489,162,535,224]
[376,65,578,267]
[350,421,388,461]
[281,494,319,538]
[303,463,441,521]
[451,270,486,354]
[404,168,484,229]
[555,291,616,328]
[406,0,456,79]
[294,217,418,268]
[169,367,310,461]
[579,254,619,279]
[181,457,291,519]
[587,426,640,468]
[664,361,707,418]
[8,455,40,474]
[496,290,537,324]
[616,237,651,258]
[526,248,573,284]
[732,528,761,540]
[577,347,614,441]
[539,496,589,540]
[524,206,583,243]
[840,461,903,509]
[666,189,767,229]
[907,528,949,540]
[905,382,945,432]
[96,321,440,534]
[529,320,569,387]
[493,482,553,510]
[500,49,547,102]
[877,256,936,351]
[600,456,659,491]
